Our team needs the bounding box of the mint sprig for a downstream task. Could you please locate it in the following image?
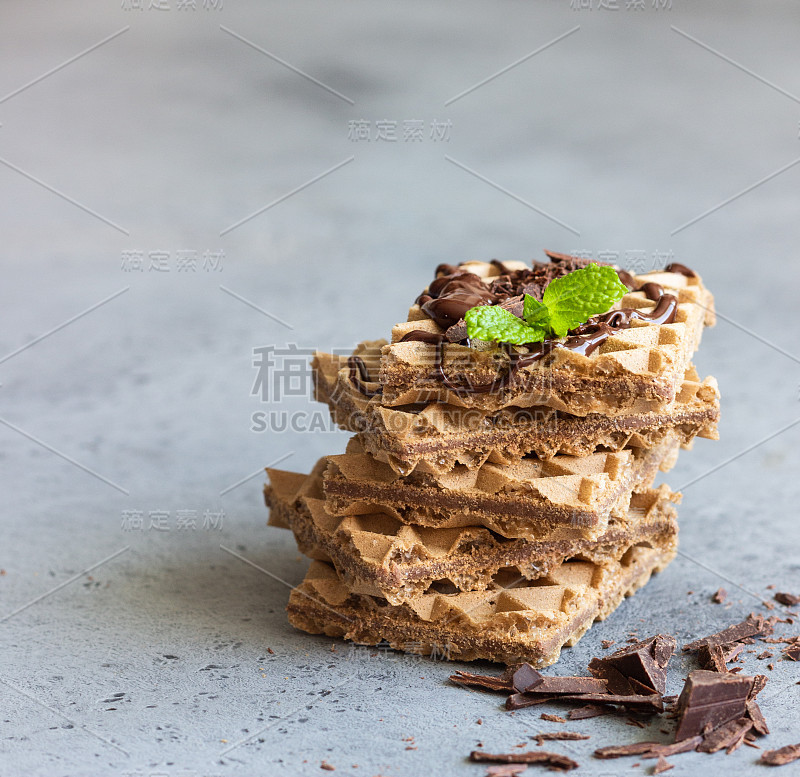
[464,263,628,345]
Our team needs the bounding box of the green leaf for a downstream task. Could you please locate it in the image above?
[542,263,628,337]
[464,305,547,345]
[522,294,551,329]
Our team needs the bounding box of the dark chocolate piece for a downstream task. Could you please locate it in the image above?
[469,750,579,771]
[761,743,800,766]
[712,588,727,604]
[588,634,675,695]
[682,616,770,652]
[532,677,608,695]
[512,663,544,694]
[673,670,754,741]
[775,592,800,606]
[697,644,728,673]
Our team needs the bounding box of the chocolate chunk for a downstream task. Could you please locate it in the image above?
[775,592,800,606]
[746,700,769,736]
[589,634,675,695]
[450,670,512,693]
[750,674,769,699]
[712,588,727,604]
[470,750,579,771]
[697,644,729,673]
[532,732,590,746]
[533,677,608,695]
[760,743,800,766]
[506,676,607,708]
[512,663,544,694]
[682,616,770,652]
[567,704,609,720]
[673,670,754,741]
[696,718,753,753]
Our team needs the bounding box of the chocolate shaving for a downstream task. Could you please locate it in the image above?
[774,592,800,606]
[653,755,674,773]
[782,643,800,661]
[513,663,544,693]
[470,750,579,771]
[485,766,527,777]
[594,737,702,760]
[506,693,555,710]
[561,693,663,713]
[540,713,566,723]
[568,704,610,720]
[746,700,769,736]
[532,732,590,746]
[682,615,771,652]
[696,718,752,753]
[451,670,512,694]
[712,588,727,604]
[761,743,800,766]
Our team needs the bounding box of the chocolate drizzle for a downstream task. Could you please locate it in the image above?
[348,255,690,397]
[347,356,381,397]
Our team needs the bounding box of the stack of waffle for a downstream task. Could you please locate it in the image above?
[265,254,719,667]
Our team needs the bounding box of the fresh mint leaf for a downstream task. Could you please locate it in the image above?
[542,263,628,337]
[464,305,547,345]
[522,294,551,329]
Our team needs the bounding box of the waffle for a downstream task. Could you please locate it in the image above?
[286,542,676,666]
[376,263,714,414]
[266,462,679,605]
[314,347,718,473]
[319,437,678,540]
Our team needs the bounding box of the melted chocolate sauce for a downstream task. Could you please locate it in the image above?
[349,256,687,397]
[397,281,678,392]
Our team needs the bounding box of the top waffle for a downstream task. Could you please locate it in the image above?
[374,259,714,414]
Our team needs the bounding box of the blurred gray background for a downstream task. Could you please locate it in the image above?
[1,1,799,775]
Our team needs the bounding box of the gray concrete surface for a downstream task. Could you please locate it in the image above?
[1,1,799,775]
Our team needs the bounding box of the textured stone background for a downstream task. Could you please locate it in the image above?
[1,1,799,775]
